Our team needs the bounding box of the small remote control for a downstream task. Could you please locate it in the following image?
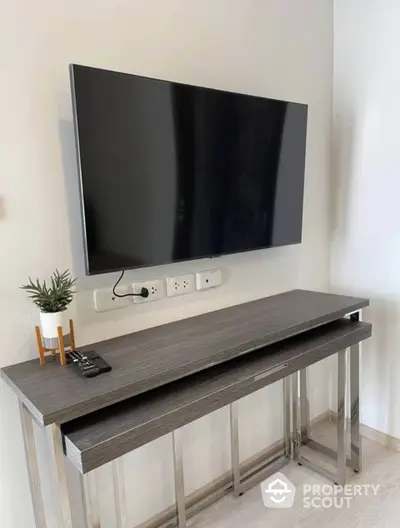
[84,351,112,374]
[67,350,112,378]
[69,351,100,378]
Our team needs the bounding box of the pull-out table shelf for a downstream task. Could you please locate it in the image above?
[63,318,370,527]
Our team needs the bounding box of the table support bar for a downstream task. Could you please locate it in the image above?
[229,402,241,497]
[336,348,347,485]
[291,371,300,460]
[283,377,291,458]
[229,378,292,497]
[294,310,362,488]
[19,402,47,528]
[112,459,126,528]
[172,429,186,528]
[350,341,362,472]
[78,472,90,528]
[52,424,74,528]
[84,471,101,528]
[300,369,310,443]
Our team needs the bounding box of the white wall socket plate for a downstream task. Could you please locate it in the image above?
[94,285,132,312]
[166,273,195,297]
[196,269,222,290]
[132,279,166,304]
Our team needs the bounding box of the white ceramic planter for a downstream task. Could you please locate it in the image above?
[40,310,70,349]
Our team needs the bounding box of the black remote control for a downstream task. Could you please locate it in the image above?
[85,351,112,373]
[69,351,100,378]
[67,350,112,378]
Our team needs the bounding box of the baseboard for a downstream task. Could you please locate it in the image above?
[328,410,400,452]
[136,410,331,528]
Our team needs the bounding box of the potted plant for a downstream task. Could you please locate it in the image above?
[21,269,77,349]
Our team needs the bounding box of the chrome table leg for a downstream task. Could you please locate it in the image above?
[296,347,352,486]
[82,470,101,528]
[336,348,347,485]
[112,459,126,528]
[350,311,362,473]
[350,341,362,472]
[229,402,241,497]
[299,369,310,443]
[19,402,46,528]
[291,372,300,460]
[283,377,291,458]
[78,472,90,528]
[52,425,73,528]
[172,429,186,528]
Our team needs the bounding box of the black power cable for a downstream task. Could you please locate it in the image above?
[112,270,149,299]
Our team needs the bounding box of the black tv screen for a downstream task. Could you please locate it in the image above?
[70,64,308,275]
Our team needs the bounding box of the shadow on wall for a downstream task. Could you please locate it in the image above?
[362,300,390,433]
[363,298,400,438]
[330,109,358,241]
[58,120,87,279]
[0,196,6,220]
[331,106,400,438]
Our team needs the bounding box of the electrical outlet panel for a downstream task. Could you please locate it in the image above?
[196,269,222,291]
[94,285,132,312]
[132,279,166,304]
[166,273,196,297]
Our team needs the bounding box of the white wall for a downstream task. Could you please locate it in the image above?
[0,1,333,526]
[333,0,400,437]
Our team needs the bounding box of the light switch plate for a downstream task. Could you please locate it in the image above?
[94,285,132,312]
[196,269,222,290]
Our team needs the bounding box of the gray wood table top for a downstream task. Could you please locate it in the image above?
[1,289,369,426]
[63,318,371,473]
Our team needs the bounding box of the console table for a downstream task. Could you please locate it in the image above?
[1,289,371,528]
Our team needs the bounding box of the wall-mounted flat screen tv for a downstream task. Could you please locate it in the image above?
[70,64,308,275]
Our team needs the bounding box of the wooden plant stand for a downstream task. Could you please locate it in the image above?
[34,319,76,366]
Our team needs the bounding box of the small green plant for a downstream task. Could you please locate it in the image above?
[21,269,78,313]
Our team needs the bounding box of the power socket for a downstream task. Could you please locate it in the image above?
[166,273,195,297]
[132,279,165,304]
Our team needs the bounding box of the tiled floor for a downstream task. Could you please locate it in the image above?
[188,426,400,527]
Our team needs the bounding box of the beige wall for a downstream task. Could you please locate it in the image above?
[0,1,333,526]
[333,0,400,437]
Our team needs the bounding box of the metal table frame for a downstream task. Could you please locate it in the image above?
[19,312,362,528]
[295,311,362,485]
